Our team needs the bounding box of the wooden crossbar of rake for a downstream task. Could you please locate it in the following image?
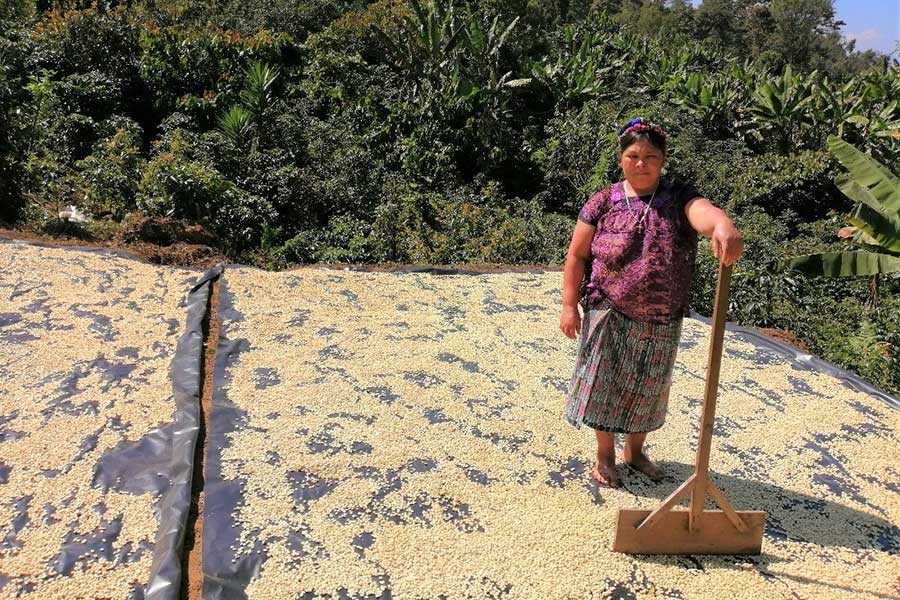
[612,262,766,554]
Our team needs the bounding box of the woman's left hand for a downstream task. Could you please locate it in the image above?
[711,222,743,266]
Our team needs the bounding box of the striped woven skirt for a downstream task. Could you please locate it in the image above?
[563,301,683,433]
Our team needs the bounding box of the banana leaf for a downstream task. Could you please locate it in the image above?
[841,181,900,252]
[827,135,900,215]
[785,251,900,277]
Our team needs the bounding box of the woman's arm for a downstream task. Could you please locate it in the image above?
[560,220,595,339]
[684,197,744,266]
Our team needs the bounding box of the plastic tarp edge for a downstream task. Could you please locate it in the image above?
[145,264,224,600]
[689,310,900,412]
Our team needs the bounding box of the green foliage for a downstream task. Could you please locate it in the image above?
[725,150,837,219]
[786,136,900,277]
[137,24,290,121]
[529,101,620,213]
[218,105,253,146]
[527,18,623,106]
[29,6,140,82]
[136,129,276,252]
[0,0,35,23]
[209,0,361,43]
[240,61,280,119]
[372,0,467,90]
[75,120,145,219]
[54,70,122,119]
[279,214,376,264]
[367,178,572,264]
[667,71,742,138]
[0,24,29,223]
[747,64,815,152]
[217,60,281,148]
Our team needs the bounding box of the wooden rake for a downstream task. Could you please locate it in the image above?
[612,262,766,554]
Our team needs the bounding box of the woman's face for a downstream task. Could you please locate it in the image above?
[620,139,665,191]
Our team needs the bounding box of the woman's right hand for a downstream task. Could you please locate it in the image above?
[560,306,581,339]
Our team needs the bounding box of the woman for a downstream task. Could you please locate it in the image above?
[559,117,743,488]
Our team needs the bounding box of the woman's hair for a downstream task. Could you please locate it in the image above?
[617,117,667,155]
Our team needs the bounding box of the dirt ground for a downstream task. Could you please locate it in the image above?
[178,271,220,600]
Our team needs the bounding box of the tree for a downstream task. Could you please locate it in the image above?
[695,0,740,48]
[769,0,843,70]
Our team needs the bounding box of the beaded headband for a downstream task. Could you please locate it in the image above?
[617,117,667,140]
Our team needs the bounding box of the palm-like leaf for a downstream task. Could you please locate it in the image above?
[786,136,900,277]
[218,105,252,146]
[240,61,280,119]
[827,135,900,215]
[785,251,900,276]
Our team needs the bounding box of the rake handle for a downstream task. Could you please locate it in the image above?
[689,261,732,530]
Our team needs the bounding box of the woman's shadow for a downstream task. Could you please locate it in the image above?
[612,460,900,599]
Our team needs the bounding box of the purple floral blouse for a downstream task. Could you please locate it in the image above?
[578,179,702,323]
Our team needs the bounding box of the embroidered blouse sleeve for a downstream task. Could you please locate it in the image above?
[577,190,608,226]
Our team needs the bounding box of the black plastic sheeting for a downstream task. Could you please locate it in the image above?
[143,264,222,599]
[202,275,261,600]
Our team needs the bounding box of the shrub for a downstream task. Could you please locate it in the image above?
[75,120,145,219]
[302,112,388,219]
[279,214,376,264]
[137,25,291,121]
[0,23,29,223]
[137,129,275,252]
[28,6,140,83]
[370,178,573,265]
[530,101,620,214]
[54,70,122,120]
[213,0,363,43]
[311,0,408,62]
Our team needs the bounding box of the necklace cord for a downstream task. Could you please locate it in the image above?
[624,181,659,228]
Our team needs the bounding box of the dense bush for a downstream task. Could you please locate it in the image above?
[530,101,622,214]
[137,25,292,126]
[75,118,145,219]
[136,129,276,252]
[0,22,29,223]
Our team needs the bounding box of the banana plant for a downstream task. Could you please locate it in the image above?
[748,64,815,151]
[785,136,900,288]
[669,71,740,136]
[810,77,863,139]
[528,24,621,104]
[372,0,466,92]
[638,49,687,93]
[454,8,519,106]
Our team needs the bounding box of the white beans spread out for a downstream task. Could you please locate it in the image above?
[0,243,199,599]
[213,266,900,600]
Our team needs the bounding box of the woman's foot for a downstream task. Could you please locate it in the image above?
[591,462,621,488]
[622,451,664,482]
